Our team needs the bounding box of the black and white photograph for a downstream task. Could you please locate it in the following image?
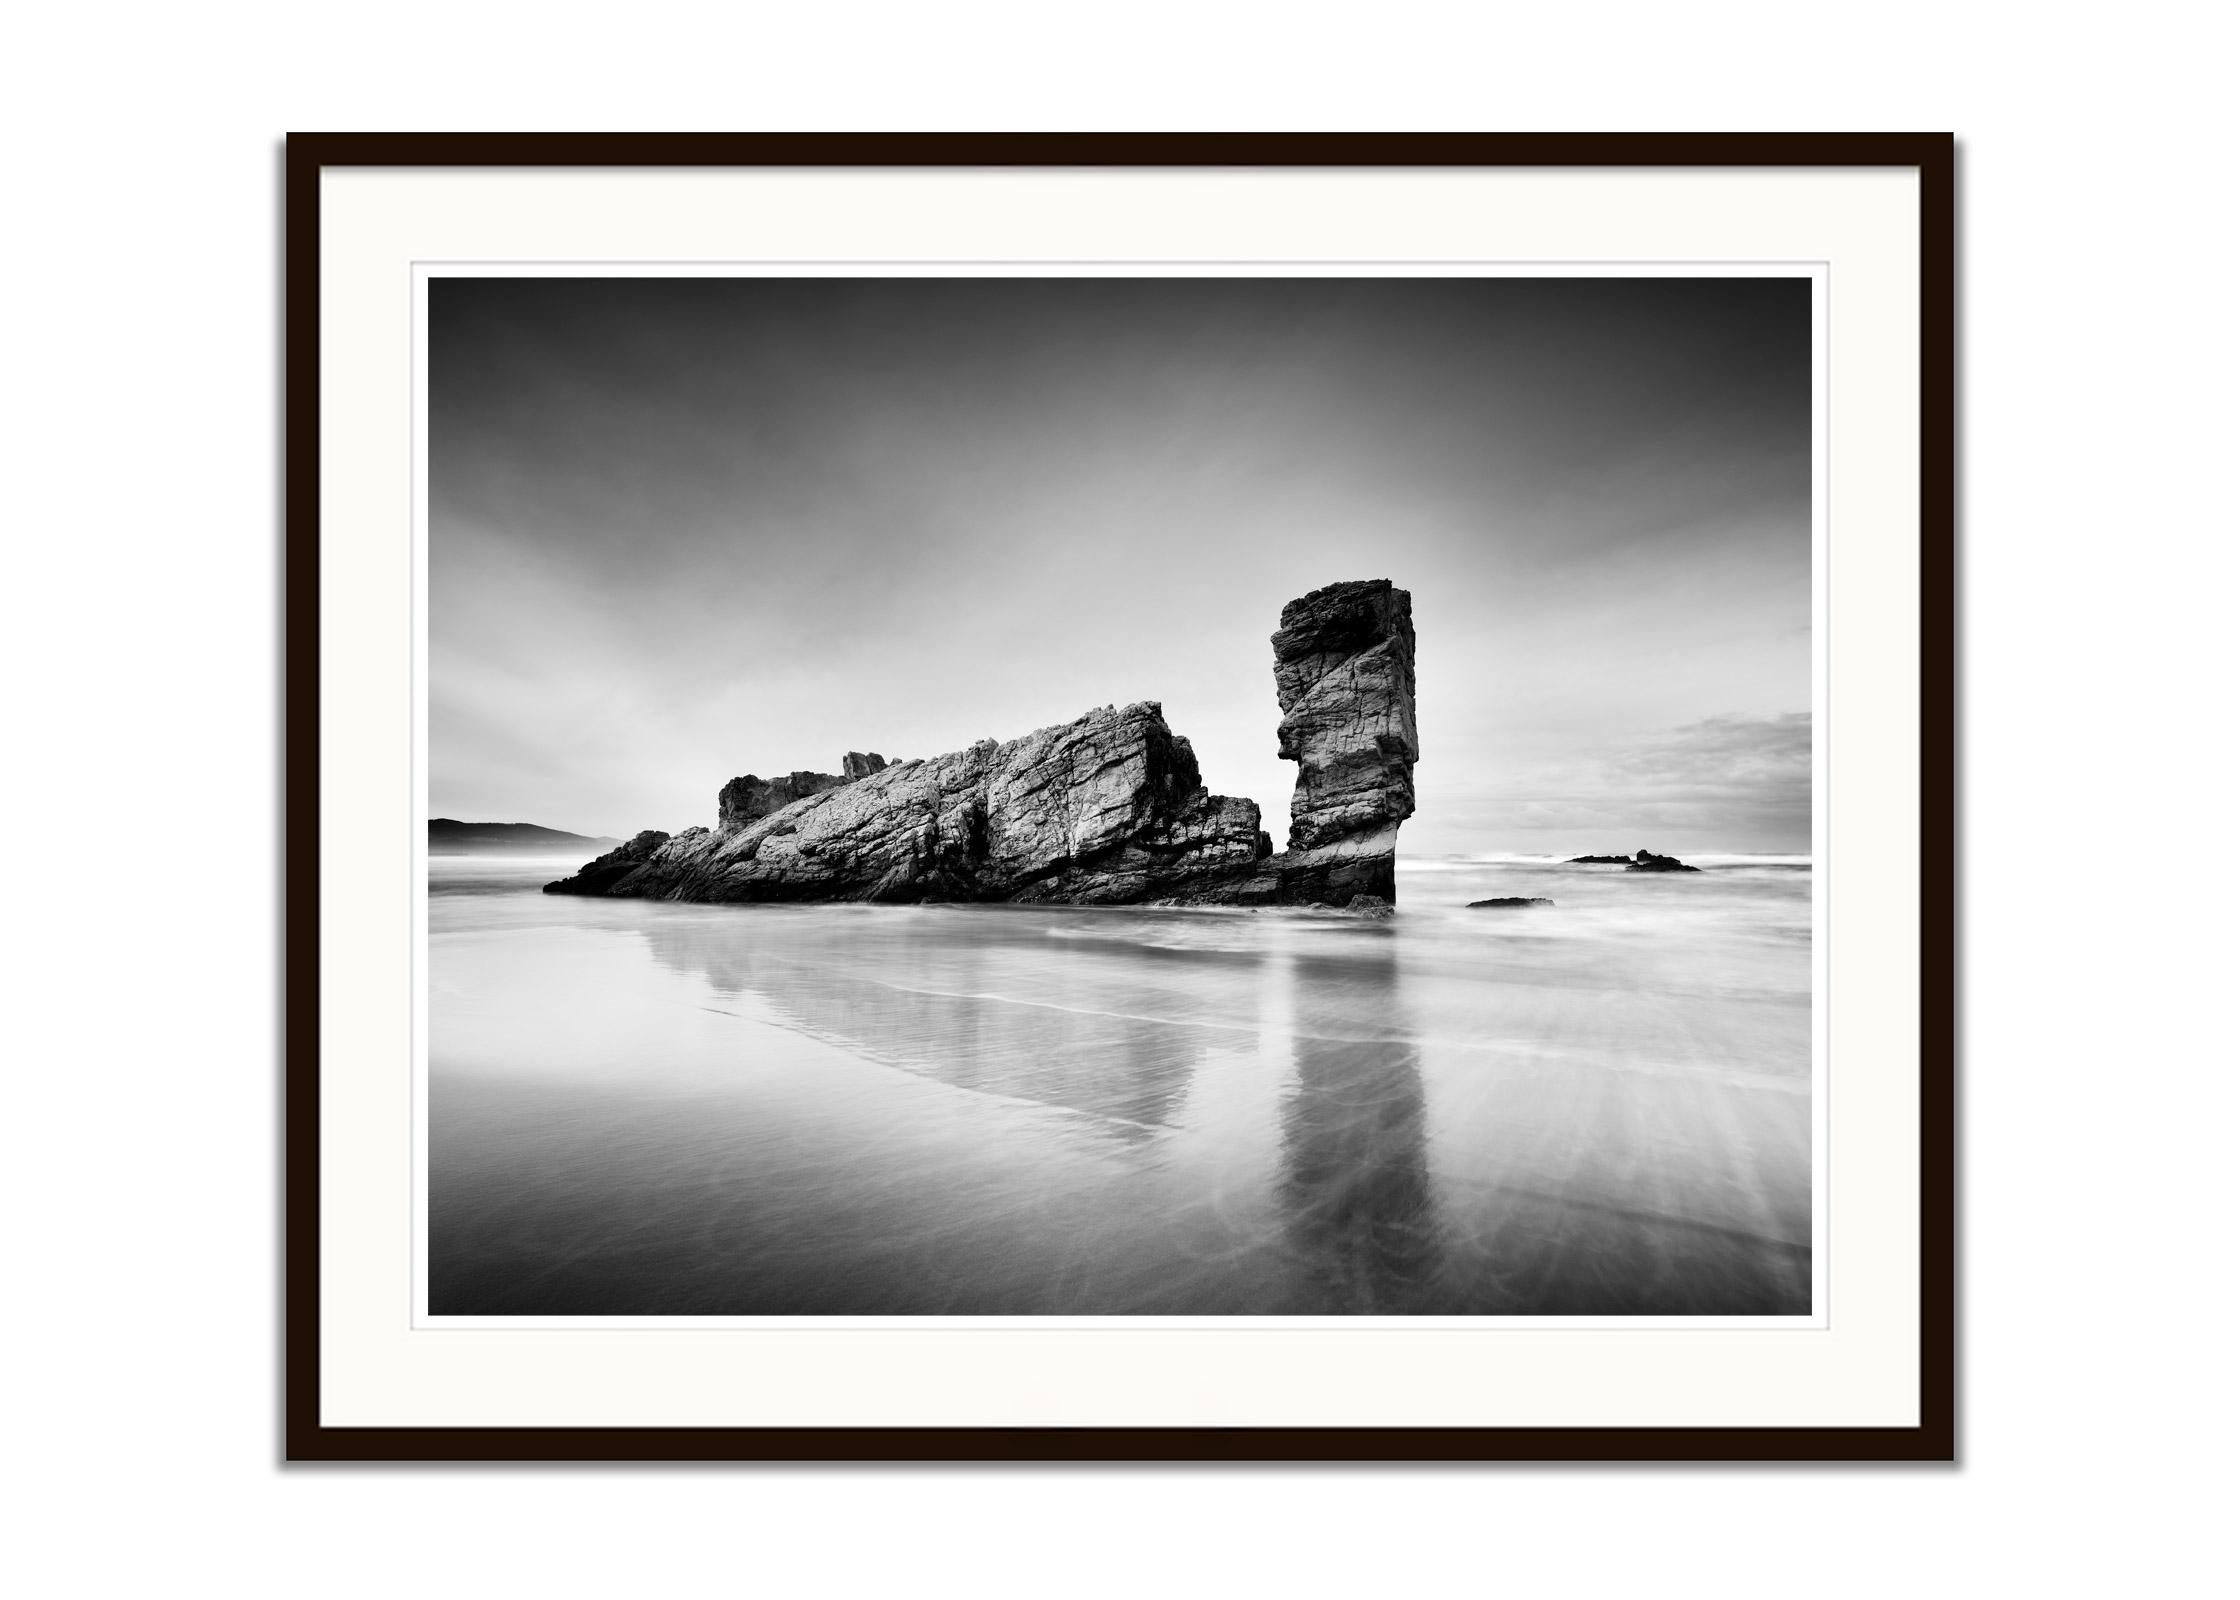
[32,0,2240,1572]
[423,272,1819,1320]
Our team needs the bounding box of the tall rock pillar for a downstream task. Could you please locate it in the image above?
[1262,579,1418,905]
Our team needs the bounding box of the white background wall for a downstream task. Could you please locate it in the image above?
[3,3,2232,1594]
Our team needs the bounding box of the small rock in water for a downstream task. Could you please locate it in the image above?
[1625,849,1701,873]
[1468,896,1553,908]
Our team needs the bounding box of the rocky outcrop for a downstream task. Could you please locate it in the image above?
[1625,849,1701,873]
[1568,849,1702,872]
[717,771,848,832]
[549,703,1268,904]
[552,828,676,895]
[546,580,1418,909]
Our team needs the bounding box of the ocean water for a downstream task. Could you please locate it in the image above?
[427,854,1813,1316]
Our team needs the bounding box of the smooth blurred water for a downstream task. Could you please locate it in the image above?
[428,854,1812,1316]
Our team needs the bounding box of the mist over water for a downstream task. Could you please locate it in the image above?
[428,855,1811,1316]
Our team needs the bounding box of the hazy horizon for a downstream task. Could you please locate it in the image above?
[430,276,1811,855]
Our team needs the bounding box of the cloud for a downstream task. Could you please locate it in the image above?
[1606,712,1812,802]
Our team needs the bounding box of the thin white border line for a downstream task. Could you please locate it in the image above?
[409,269,431,1328]
[409,256,1837,266]
[409,259,1831,1336]
[1813,265,1833,1330]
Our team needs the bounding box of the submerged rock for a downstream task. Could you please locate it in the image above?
[545,580,1419,909]
[1566,853,1634,865]
[1468,897,1553,908]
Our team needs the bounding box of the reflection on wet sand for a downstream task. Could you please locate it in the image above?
[634,909,1231,1144]
[428,856,1815,1315]
[1278,945,1440,1311]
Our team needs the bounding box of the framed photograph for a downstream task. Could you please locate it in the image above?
[287,134,1954,1460]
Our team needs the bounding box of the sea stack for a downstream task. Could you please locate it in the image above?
[1253,578,1419,905]
[545,580,1419,909]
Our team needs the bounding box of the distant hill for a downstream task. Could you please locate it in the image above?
[428,819,622,855]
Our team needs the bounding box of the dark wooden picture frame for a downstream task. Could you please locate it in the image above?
[285,132,1955,1463]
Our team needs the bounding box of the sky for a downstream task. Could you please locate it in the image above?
[429,275,1811,855]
